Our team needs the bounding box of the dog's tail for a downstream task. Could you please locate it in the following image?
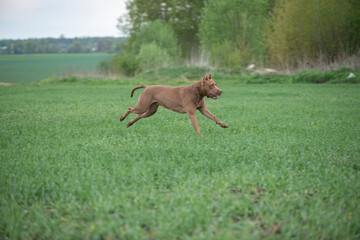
[131,84,147,97]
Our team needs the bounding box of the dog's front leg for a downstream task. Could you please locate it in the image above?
[199,107,228,128]
[187,111,201,135]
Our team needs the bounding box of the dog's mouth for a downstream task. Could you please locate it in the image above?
[208,94,219,100]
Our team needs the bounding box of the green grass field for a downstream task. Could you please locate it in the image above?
[0,53,111,83]
[1,81,359,239]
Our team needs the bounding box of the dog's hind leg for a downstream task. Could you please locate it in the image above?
[127,103,159,128]
[120,107,134,122]
[120,90,154,122]
[120,103,151,122]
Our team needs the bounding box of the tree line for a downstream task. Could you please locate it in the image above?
[0,37,125,54]
[108,0,359,75]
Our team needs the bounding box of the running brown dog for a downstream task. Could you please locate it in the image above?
[120,74,228,135]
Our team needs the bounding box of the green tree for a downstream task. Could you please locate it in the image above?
[44,43,60,53]
[13,41,25,54]
[67,41,84,53]
[96,40,106,52]
[199,0,269,67]
[132,19,180,59]
[267,0,360,69]
[25,40,37,54]
[119,0,205,57]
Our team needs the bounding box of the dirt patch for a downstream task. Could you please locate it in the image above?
[0,82,15,86]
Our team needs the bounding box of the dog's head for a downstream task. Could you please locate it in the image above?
[201,74,222,100]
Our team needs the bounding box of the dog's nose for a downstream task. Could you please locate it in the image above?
[218,89,222,95]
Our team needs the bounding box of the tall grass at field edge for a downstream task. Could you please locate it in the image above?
[32,66,360,86]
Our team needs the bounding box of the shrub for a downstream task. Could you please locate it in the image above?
[137,43,171,71]
[111,53,140,77]
[210,39,252,67]
[97,58,112,74]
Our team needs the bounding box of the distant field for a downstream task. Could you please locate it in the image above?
[0,53,111,83]
[1,82,359,239]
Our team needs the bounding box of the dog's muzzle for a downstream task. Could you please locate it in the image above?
[208,90,222,99]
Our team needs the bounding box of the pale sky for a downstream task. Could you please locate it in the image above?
[0,0,127,39]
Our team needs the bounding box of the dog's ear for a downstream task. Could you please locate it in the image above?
[202,75,208,81]
[209,74,212,79]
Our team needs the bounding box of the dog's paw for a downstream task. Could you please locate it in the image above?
[219,123,228,128]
